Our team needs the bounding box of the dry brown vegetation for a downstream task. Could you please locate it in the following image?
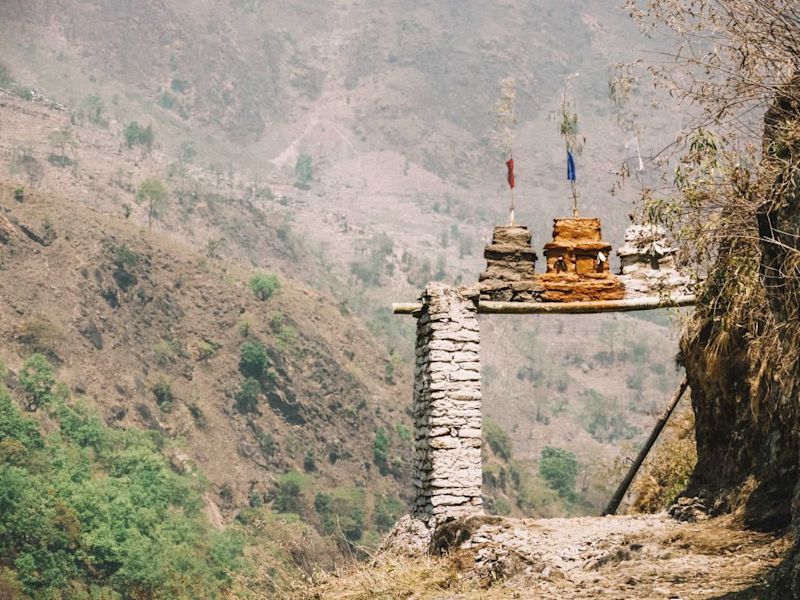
[295,516,792,600]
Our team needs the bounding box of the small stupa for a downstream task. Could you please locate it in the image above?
[538,217,625,302]
[478,225,543,302]
[616,223,694,298]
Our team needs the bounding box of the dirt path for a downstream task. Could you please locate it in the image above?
[300,515,792,600]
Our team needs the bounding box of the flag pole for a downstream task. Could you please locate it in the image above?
[571,180,578,217]
[506,156,516,225]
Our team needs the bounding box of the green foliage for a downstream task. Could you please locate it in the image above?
[48,127,75,166]
[179,140,197,165]
[373,427,390,475]
[16,317,62,358]
[152,379,174,411]
[303,449,316,472]
[152,340,179,366]
[313,488,366,542]
[249,272,280,301]
[0,384,243,598]
[235,377,261,414]
[351,234,394,287]
[374,494,405,533]
[626,370,646,392]
[515,474,562,515]
[395,423,412,442]
[123,121,154,149]
[239,341,268,379]
[484,418,513,461]
[270,313,297,350]
[19,354,55,411]
[580,389,640,443]
[196,339,221,361]
[539,446,578,501]
[434,254,447,281]
[495,498,512,516]
[171,78,189,93]
[136,179,168,228]
[294,153,313,189]
[72,95,108,127]
[274,471,310,515]
[158,90,176,110]
[0,63,15,88]
[629,340,651,365]
[237,317,252,337]
[0,391,41,449]
[13,187,23,202]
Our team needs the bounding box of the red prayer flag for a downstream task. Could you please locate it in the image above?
[506,158,515,189]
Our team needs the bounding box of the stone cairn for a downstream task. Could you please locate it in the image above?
[617,223,694,298]
[412,283,483,526]
[478,225,543,302]
[538,217,625,302]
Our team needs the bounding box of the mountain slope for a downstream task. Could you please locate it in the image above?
[0,182,413,533]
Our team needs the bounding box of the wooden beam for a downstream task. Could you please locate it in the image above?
[392,294,696,316]
[603,378,690,516]
[392,302,424,315]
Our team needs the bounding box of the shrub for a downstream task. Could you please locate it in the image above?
[237,317,252,337]
[270,313,297,350]
[351,234,394,287]
[152,340,178,366]
[171,78,189,93]
[19,354,55,411]
[113,244,140,269]
[374,494,405,532]
[373,427,390,475]
[314,492,331,518]
[152,379,174,411]
[626,371,645,392]
[632,411,697,513]
[188,403,207,428]
[197,339,221,361]
[136,178,168,229]
[274,471,310,515]
[580,389,639,443]
[294,153,313,189]
[235,377,261,414]
[539,446,578,501]
[239,341,268,379]
[0,381,241,598]
[123,121,153,149]
[158,90,176,110]
[485,418,513,461]
[395,423,412,442]
[303,450,316,472]
[17,317,62,358]
[314,487,365,541]
[249,273,280,301]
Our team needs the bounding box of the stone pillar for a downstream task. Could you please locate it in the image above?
[412,283,483,526]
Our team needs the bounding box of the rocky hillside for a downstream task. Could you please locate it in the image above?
[0,182,415,544]
[0,0,688,517]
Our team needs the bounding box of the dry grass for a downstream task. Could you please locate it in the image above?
[631,408,697,513]
[288,552,525,600]
[290,515,793,600]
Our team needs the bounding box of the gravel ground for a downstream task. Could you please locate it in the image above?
[301,514,792,600]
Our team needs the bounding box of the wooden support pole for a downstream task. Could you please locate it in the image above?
[602,378,690,516]
[393,295,696,316]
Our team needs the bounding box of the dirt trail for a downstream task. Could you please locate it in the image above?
[301,515,791,600]
[461,514,789,599]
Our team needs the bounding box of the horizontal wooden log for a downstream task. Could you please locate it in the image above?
[392,294,696,315]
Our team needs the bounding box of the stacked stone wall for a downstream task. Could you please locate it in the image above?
[412,283,483,526]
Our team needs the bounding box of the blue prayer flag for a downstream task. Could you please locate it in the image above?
[567,151,576,181]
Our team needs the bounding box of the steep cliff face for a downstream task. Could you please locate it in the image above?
[681,81,800,593]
